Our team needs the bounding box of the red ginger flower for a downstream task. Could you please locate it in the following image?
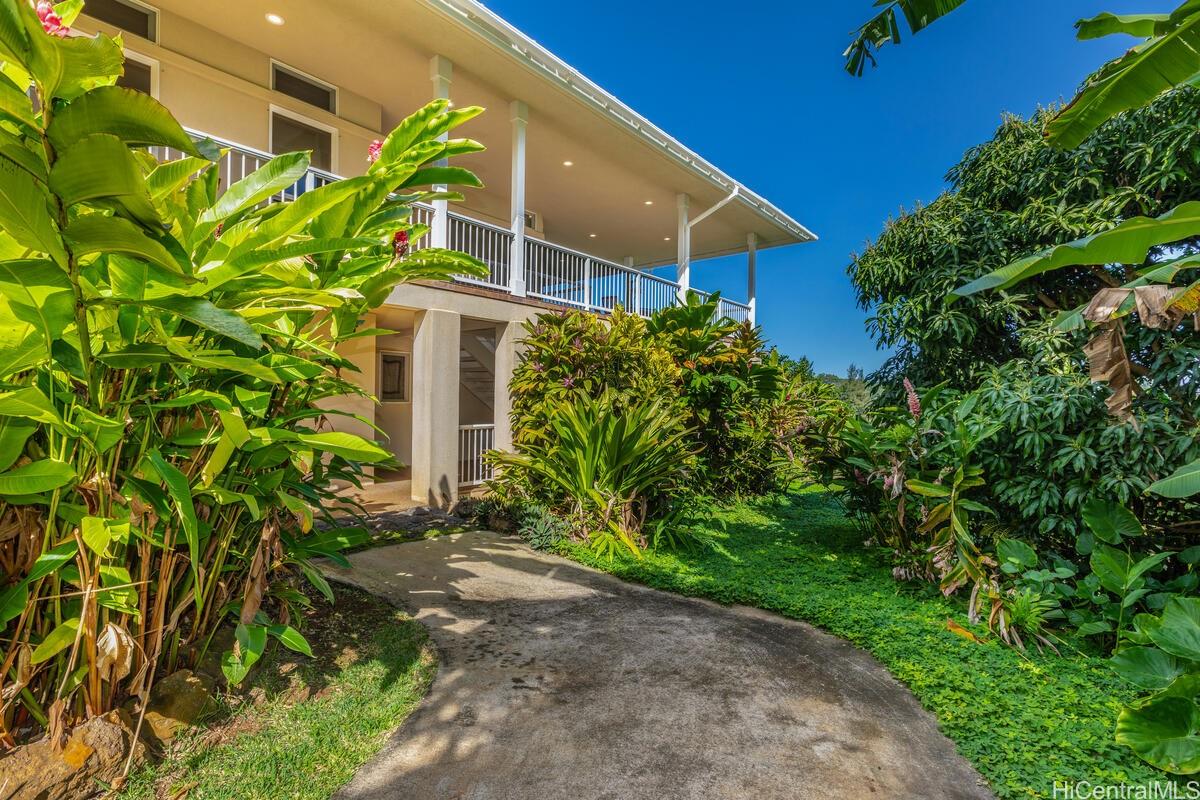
[36,1,69,36]
[367,139,383,163]
[392,230,409,258]
[903,377,921,421]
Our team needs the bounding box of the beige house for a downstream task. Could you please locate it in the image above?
[78,0,816,505]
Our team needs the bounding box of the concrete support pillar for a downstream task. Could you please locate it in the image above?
[509,101,528,296]
[493,320,522,453]
[747,232,758,326]
[429,55,453,249]
[411,308,460,507]
[676,193,690,303]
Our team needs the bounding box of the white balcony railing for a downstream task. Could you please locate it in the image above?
[160,131,752,323]
[458,424,495,487]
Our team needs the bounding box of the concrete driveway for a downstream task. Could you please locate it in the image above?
[324,531,992,800]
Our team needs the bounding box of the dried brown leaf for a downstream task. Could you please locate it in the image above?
[96,623,134,681]
[1134,285,1186,329]
[1081,288,1132,323]
[1082,321,1136,421]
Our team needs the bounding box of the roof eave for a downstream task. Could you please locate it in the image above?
[421,0,818,245]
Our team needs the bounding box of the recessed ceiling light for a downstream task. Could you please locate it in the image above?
[265,12,285,25]
[562,160,574,167]
[644,200,654,206]
[588,233,597,238]
[664,236,671,241]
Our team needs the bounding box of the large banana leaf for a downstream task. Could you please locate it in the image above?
[1148,458,1200,498]
[1046,10,1200,149]
[953,202,1200,297]
[844,0,971,75]
[1076,12,1173,40]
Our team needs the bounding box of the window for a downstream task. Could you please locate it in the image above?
[118,53,156,96]
[272,62,336,114]
[84,0,157,41]
[270,111,333,171]
[380,354,408,402]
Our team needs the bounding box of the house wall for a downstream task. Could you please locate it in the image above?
[79,9,384,175]
[374,331,415,470]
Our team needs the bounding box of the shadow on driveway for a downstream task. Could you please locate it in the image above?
[324,531,993,800]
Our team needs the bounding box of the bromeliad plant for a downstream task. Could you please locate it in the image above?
[490,392,697,557]
[0,0,486,747]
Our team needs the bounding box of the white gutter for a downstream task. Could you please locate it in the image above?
[420,0,818,245]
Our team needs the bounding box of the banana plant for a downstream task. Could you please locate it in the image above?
[0,0,486,745]
[849,2,1200,151]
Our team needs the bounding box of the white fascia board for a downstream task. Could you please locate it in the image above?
[421,0,818,245]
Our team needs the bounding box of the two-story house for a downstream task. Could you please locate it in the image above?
[78,0,816,505]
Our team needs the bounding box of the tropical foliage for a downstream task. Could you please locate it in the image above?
[844,0,1200,775]
[490,295,844,555]
[0,0,485,747]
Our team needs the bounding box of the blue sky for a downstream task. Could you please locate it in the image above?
[485,0,1147,376]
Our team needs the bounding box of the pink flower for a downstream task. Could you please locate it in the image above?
[367,139,383,163]
[562,376,575,389]
[903,377,921,421]
[392,230,409,258]
[531,362,544,373]
[36,1,68,36]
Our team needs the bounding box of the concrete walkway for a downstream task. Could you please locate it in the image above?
[325,531,992,800]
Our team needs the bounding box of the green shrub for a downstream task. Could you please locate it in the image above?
[502,295,845,514]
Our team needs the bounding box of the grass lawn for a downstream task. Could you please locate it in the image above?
[565,490,1162,799]
[120,585,436,800]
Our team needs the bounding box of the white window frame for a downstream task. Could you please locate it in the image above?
[270,59,339,116]
[269,105,339,174]
[378,351,410,404]
[122,49,159,98]
[86,0,160,44]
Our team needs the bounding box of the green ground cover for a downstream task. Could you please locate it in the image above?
[121,586,435,800]
[565,491,1162,799]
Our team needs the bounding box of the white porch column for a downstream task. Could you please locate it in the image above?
[508,101,528,297]
[429,55,453,249]
[411,308,460,507]
[493,320,522,453]
[747,232,758,326]
[676,193,690,303]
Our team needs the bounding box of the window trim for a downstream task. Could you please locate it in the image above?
[378,351,410,404]
[85,0,160,44]
[122,49,160,98]
[270,59,339,116]
[268,105,339,174]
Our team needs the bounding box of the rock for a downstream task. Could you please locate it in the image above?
[193,625,236,683]
[487,512,514,533]
[0,712,145,800]
[141,669,214,746]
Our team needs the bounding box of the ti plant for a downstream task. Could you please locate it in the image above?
[0,0,486,746]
